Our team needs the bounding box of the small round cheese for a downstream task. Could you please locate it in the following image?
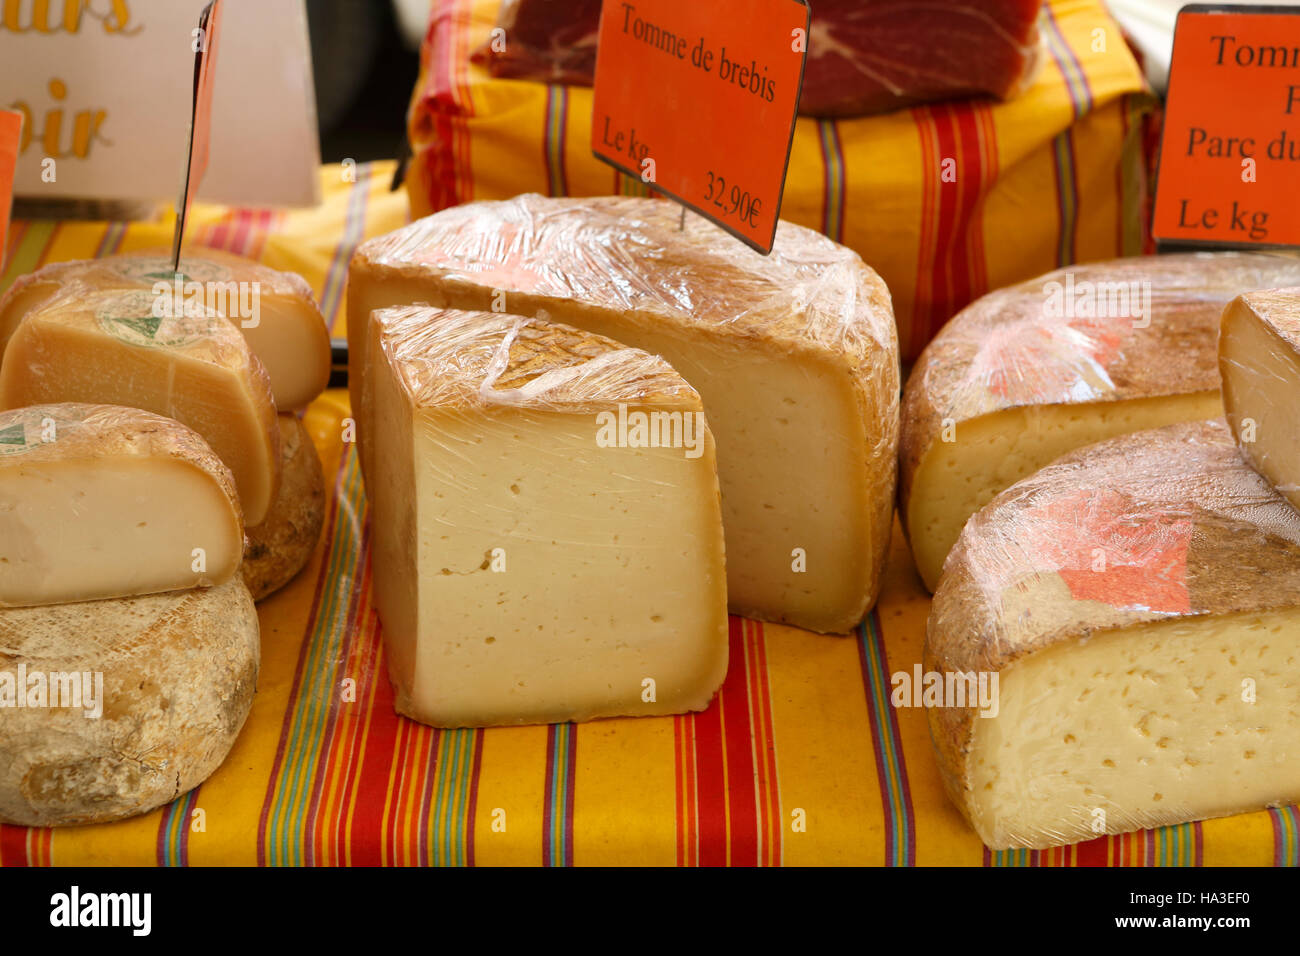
[0,576,259,827]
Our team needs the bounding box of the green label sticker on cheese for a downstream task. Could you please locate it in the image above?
[0,409,66,456]
[96,289,222,349]
[111,256,232,286]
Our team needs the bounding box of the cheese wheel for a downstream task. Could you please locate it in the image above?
[0,250,330,409]
[243,414,325,601]
[0,576,259,827]
[349,194,899,634]
[369,307,728,727]
[901,252,1300,592]
[927,420,1300,849]
[0,286,281,525]
[0,403,244,608]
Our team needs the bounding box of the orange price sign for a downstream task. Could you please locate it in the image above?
[1153,4,1300,248]
[591,0,809,253]
[0,110,20,272]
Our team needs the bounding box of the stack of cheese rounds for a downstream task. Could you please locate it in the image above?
[0,251,331,825]
[912,255,1300,849]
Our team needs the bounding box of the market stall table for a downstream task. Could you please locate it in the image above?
[0,163,1295,866]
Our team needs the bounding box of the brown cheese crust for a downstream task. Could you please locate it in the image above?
[900,252,1300,517]
[0,576,259,827]
[243,415,326,602]
[924,418,1300,817]
[1227,287,1300,347]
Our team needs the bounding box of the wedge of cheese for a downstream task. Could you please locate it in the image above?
[0,403,243,608]
[0,249,330,409]
[0,286,280,525]
[243,414,325,602]
[349,194,899,633]
[927,420,1300,849]
[1221,288,1300,510]
[368,306,728,727]
[0,575,258,827]
[901,252,1300,592]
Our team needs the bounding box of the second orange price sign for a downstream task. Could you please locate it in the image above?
[590,0,809,254]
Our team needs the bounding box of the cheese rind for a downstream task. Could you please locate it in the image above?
[242,414,325,601]
[1220,288,1300,511]
[927,420,1300,849]
[348,194,899,634]
[0,403,243,607]
[0,250,331,409]
[369,306,728,727]
[902,252,1300,591]
[0,287,280,525]
[0,575,259,827]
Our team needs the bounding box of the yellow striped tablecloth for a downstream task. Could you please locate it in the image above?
[0,163,1295,866]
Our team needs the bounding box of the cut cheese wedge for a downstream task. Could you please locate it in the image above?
[0,403,243,607]
[243,414,325,602]
[0,575,259,827]
[927,419,1300,849]
[349,194,899,633]
[0,286,280,525]
[902,252,1300,592]
[368,306,728,727]
[1221,288,1300,510]
[0,249,330,409]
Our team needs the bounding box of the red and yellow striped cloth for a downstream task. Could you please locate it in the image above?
[407,0,1157,360]
[0,163,1296,866]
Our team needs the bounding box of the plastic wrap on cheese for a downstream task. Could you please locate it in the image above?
[367,305,729,726]
[0,249,330,409]
[351,193,899,632]
[906,252,1300,430]
[0,403,244,608]
[0,284,282,526]
[925,419,1300,848]
[900,251,1300,591]
[373,306,705,414]
[0,401,238,498]
[361,194,896,363]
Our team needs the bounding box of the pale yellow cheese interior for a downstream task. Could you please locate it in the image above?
[1221,301,1300,511]
[352,276,875,634]
[907,391,1222,591]
[969,608,1300,850]
[371,369,728,728]
[0,458,242,607]
[233,295,330,411]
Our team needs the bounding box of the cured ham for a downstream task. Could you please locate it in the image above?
[472,0,1045,117]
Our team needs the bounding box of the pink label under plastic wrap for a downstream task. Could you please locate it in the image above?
[1023,488,1192,615]
[981,314,1126,405]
